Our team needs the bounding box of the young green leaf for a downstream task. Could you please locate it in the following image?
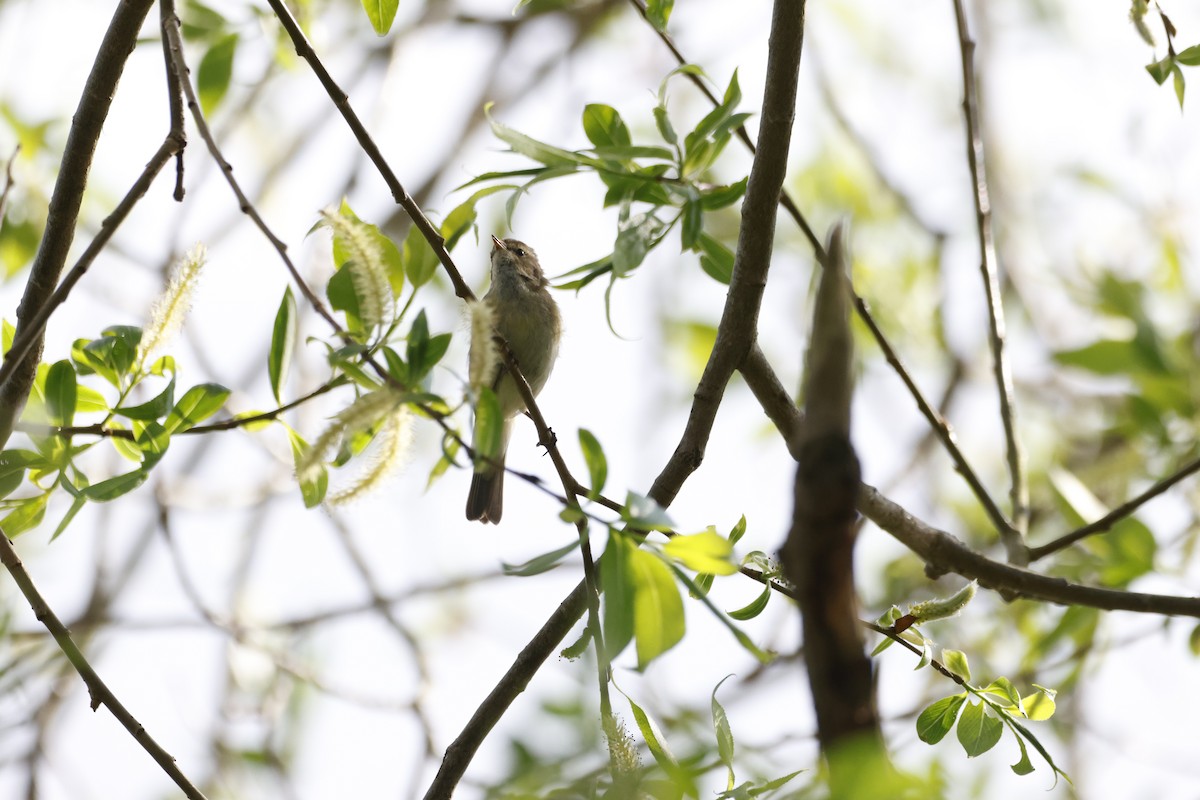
[577,428,607,498]
[956,700,1003,757]
[269,287,296,404]
[601,533,635,659]
[197,33,238,116]
[287,425,328,508]
[164,383,230,435]
[45,360,76,428]
[501,540,581,577]
[1025,686,1057,721]
[360,0,398,35]
[1,492,48,536]
[629,548,685,669]
[942,648,971,681]
[727,514,747,547]
[663,530,737,575]
[622,490,674,532]
[916,694,965,745]
[727,584,770,621]
[115,374,176,421]
[646,0,674,31]
[49,493,87,542]
[582,104,631,149]
[711,675,735,790]
[81,469,150,502]
[402,223,439,288]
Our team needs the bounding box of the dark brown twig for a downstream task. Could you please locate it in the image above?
[951,0,1028,559]
[0,145,18,223]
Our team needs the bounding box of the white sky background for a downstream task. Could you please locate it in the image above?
[0,0,1199,798]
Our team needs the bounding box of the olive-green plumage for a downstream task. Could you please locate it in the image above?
[466,236,562,523]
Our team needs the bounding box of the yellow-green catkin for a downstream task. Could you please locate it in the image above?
[297,388,404,485]
[138,243,206,370]
[908,581,977,624]
[321,208,392,330]
[328,405,413,505]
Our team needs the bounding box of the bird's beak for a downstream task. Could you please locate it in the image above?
[490,235,506,251]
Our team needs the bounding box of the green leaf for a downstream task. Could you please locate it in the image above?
[487,104,602,170]
[1010,733,1035,776]
[700,177,748,210]
[560,627,591,660]
[697,232,734,284]
[165,383,230,435]
[49,493,87,542]
[916,694,965,744]
[402,223,439,288]
[727,584,770,620]
[360,0,398,35]
[711,675,735,790]
[0,450,41,499]
[680,198,702,251]
[577,428,607,497]
[115,374,176,421]
[646,0,674,31]
[269,287,296,404]
[979,677,1022,712]
[943,649,971,681]
[286,426,328,508]
[1173,63,1186,109]
[1178,44,1200,66]
[471,387,503,466]
[653,103,677,145]
[601,533,635,659]
[727,515,747,546]
[582,104,631,149]
[406,312,450,383]
[622,691,681,775]
[1025,686,1057,721]
[197,33,238,116]
[629,549,685,669]
[74,384,108,414]
[45,360,76,428]
[1146,56,1174,85]
[327,263,363,334]
[501,540,581,576]
[1,492,48,536]
[663,530,737,575]
[81,469,150,502]
[956,700,1003,757]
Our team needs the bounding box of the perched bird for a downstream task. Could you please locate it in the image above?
[466,235,562,523]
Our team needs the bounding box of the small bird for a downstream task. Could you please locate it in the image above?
[466,235,562,523]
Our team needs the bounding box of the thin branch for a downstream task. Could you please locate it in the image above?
[18,378,342,441]
[160,13,341,335]
[1029,454,1200,562]
[0,529,208,799]
[859,483,1200,617]
[262,0,473,301]
[952,0,1028,558]
[0,0,157,446]
[159,0,187,201]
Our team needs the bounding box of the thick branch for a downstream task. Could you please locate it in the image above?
[860,483,1200,617]
[648,0,807,508]
[0,0,156,446]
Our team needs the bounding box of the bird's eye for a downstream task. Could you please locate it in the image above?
[514,247,526,257]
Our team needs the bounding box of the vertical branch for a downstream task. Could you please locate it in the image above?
[0,0,156,447]
[782,226,884,780]
[952,0,1028,559]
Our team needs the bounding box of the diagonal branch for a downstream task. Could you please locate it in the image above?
[649,0,807,507]
[0,0,157,447]
[0,528,208,799]
[1028,454,1200,562]
[952,0,1028,559]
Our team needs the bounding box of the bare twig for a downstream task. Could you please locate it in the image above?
[1029,454,1200,562]
[263,0,473,301]
[0,529,208,799]
[0,0,157,446]
[159,0,187,201]
[952,0,1028,559]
